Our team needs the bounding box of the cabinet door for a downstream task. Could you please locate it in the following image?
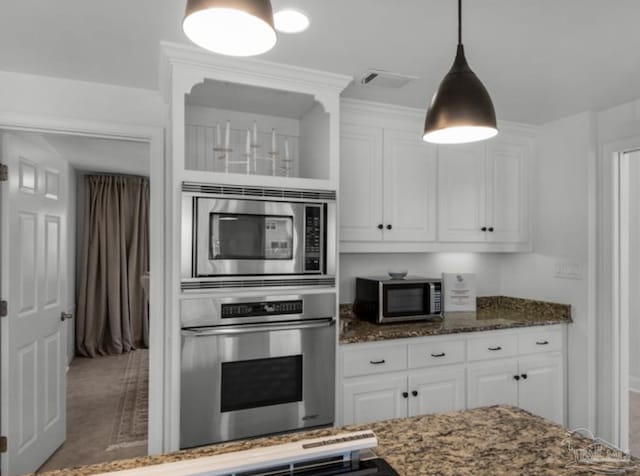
[467,360,518,408]
[382,129,437,242]
[342,375,407,425]
[437,144,488,242]
[486,136,529,243]
[517,353,564,424]
[408,366,466,417]
[340,124,384,241]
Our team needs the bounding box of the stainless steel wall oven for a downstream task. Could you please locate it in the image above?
[181,183,337,290]
[180,292,336,448]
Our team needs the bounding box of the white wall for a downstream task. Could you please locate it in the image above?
[0,70,163,126]
[500,111,596,431]
[340,253,504,304]
[629,155,640,392]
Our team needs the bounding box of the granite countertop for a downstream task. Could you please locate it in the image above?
[340,296,572,344]
[36,406,637,476]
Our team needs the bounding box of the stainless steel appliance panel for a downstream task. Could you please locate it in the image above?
[180,318,335,448]
[181,293,336,328]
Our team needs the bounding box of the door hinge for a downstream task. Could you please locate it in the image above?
[0,300,6,318]
[0,163,7,182]
[0,436,6,453]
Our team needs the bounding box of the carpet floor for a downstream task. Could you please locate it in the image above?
[38,349,149,473]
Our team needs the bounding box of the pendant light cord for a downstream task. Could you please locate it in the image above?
[458,0,462,45]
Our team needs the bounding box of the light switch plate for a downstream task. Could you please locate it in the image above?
[554,262,583,280]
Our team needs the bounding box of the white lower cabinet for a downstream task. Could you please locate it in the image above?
[342,375,408,425]
[339,326,566,426]
[466,353,563,424]
[341,365,465,425]
[408,366,466,416]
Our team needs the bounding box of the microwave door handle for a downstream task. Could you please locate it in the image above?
[428,283,436,314]
[181,318,335,337]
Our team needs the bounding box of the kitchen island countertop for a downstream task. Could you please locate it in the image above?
[35,405,635,475]
[340,296,572,344]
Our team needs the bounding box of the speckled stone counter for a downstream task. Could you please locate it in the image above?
[36,406,637,476]
[340,296,572,344]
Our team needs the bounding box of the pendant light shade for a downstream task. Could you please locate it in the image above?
[423,1,497,144]
[183,0,277,57]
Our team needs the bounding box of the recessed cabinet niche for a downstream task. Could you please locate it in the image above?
[185,80,329,181]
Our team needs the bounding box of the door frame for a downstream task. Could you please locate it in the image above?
[602,136,640,451]
[0,112,167,456]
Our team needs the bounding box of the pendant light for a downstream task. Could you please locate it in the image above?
[183,0,277,57]
[423,0,497,144]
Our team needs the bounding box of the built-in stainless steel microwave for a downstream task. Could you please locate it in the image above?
[354,276,443,324]
[181,183,336,289]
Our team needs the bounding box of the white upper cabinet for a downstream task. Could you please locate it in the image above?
[340,124,383,241]
[339,100,534,252]
[437,130,532,244]
[382,129,437,242]
[437,143,487,242]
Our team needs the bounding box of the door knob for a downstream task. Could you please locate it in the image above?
[60,312,73,322]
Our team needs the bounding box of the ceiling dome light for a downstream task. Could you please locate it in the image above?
[423,0,497,144]
[274,9,310,33]
[183,0,277,57]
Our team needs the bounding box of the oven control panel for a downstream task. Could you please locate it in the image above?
[304,205,322,272]
[221,300,303,318]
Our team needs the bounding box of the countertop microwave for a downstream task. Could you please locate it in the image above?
[354,276,443,324]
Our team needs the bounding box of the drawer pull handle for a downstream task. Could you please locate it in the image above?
[369,359,386,365]
[488,346,502,351]
[536,340,549,345]
[430,352,446,358]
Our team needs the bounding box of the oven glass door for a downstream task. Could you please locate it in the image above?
[180,320,335,448]
[195,198,305,277]
[382,283,429,317]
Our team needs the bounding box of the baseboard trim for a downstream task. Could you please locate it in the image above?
[630,375,640,393]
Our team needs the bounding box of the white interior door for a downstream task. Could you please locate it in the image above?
[1,132,69,475]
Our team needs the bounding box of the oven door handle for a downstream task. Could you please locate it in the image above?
[181,318,335,337]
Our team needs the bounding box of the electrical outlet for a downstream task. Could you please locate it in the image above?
[554,262,583,280]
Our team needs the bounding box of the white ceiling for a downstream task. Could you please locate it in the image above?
[1,1,639,124]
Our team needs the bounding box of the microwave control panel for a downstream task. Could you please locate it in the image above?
[304,205,323,272]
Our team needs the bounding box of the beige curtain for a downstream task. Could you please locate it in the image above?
[76,175,149,357]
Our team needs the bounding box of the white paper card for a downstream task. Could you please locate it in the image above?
[443,273,477,312]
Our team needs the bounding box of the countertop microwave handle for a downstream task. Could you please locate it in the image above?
[181,318,335,337]
[428,282,436,314]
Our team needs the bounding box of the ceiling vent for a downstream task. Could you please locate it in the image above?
[359,69,419,89]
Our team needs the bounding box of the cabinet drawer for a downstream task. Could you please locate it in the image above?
[408,340,465,368]
[467,335,518,361]
[518,328,562,355]
[342,344,407,377]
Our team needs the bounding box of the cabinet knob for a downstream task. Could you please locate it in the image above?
[411,390,418,397]
[521,374,528,380]
[513,375,521,381]
[488,227,494,232]
[377,224,383,230]
[386,224,392,230]
[402,392,409,399]
[481,227,488,232]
